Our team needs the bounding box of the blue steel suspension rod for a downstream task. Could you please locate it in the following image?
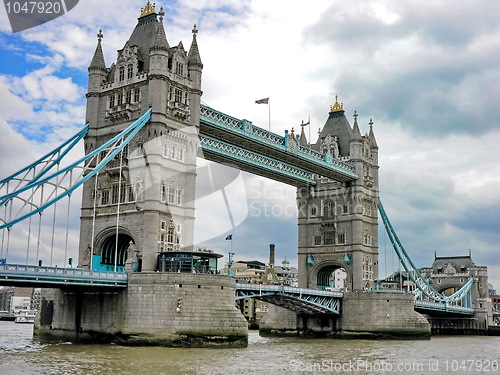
[0,109,152,230]
[378,199,473,303]
[0,124,89,193]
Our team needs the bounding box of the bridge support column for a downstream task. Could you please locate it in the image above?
[339,291,430,339]
[34,274,248,347]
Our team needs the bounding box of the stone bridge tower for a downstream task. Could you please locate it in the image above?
[297,97,379,291]
[78,2,203,272]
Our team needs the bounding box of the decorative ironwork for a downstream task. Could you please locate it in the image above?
[200,105,358,180]
[140,1,156,17]
[200,135,316,185]
[235,283,342,314]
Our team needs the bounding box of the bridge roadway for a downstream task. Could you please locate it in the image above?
[235,282,343,315]
[0,264,474,316]
[0,263,127,288]
[198,105,358,187]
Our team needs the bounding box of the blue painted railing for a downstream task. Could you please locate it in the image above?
[0,263,127,287]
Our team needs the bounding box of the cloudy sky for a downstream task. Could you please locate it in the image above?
[0,0,499,289]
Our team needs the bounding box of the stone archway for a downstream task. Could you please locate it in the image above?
[94,228,135,272]
[310,261,351,291]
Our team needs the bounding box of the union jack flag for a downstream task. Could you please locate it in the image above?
[255,97,269,104]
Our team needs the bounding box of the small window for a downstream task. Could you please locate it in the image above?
[324,231,335,245]
[175,61,184,76]
[126,91,131,104]
[178,147,185,162]
[310,206,317,216]
[160,184,167,202]
[109,95,115,107]
[338,233,346,244]
[314,235,321,246]
[175,188,183,206]
[323,201,335,217]
[168,187,175,204]
[119,67,125,81]
[101,190,109,205]
[175,88,183,103]
[117,93,123,105]
[343,205,348,214]
[127,64,133,79]
[161,220,166,230]
[134,88,140,102]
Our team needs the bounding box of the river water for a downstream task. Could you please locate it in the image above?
[0,321,499,375]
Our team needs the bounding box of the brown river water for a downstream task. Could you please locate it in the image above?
[0,321,499,374]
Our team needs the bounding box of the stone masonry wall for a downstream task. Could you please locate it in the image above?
[122,273,248,346]
[340,291,430,339]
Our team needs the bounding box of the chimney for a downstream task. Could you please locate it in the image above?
[269,244,275,267]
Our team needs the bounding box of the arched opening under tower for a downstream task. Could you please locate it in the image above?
[95,234,134,272]
[316,265,348,291]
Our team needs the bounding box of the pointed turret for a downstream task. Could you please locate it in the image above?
[151,7,169,51]
[188,24,203,70]
[315,96,352,156]
[89,29,106,71]
[368,119,378,149]
[299,119,309,147]
[350,111,362,142]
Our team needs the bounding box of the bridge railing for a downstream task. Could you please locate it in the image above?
[0,263,127,281]
[236,282,344,298]
[414,300,475,315]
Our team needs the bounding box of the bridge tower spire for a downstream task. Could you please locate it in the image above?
[297,98,380,291]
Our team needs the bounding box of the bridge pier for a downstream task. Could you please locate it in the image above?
[340,291,430,339]
[259,291,430,339]
[34,274,248,347]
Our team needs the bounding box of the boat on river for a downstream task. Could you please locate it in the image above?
[14,310,36,324]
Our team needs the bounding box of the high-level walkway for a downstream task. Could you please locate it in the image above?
[199,105,358,186]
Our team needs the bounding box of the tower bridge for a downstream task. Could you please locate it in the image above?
[0,1,494,345]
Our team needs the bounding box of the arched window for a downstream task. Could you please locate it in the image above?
[323,201,335,217]
[119,66,125,81]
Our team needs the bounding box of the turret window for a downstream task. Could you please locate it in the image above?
[175,61,184,76]
[175,88,183,103]
[109,95,115,108]
[126,91,132,104]
[134,88,140,102]
[119,67,125,81]
[127,65,133,79]
[117,93,123,106]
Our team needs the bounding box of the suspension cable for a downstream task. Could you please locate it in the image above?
[90,153,100,272]
[114,146,125,273]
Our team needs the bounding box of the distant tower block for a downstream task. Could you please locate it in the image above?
[78,4,203,273]
[297,98,379,291]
